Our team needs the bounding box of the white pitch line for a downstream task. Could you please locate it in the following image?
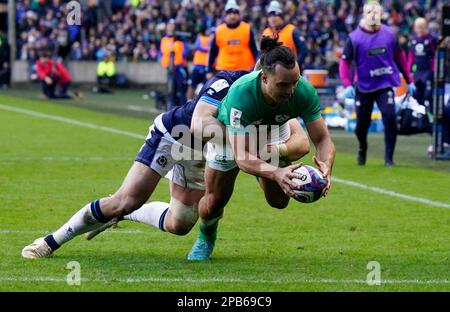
[127,105,163,114]
[1,103,449,210]
[0,229,144,235]
[0,229,50,234]
[330,132,384,139]
[0,276,449,285]
[333,177,450,209]
[0,157,131,162]
[0,103,145,140]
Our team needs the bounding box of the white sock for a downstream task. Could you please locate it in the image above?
[124,201,169,231]
[48,201,106,248]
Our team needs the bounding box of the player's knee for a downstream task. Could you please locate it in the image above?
[165,215,197,236]
[165,198,198,236]
[166,221,195,236]
[267,197,289,209]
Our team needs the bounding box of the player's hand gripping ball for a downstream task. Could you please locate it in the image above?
[291,165,328,203]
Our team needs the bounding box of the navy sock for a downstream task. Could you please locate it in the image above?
[90,199,108,223]
[158,207,169,232]
[44,234,60,251]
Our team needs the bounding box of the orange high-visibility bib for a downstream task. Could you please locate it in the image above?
[193,35,210,66]
[262,24,297,56]
[160,36,185,68]
[215,22,255,71]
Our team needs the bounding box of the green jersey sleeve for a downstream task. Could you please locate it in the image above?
[218,82,257,135]
[297,79,322,123]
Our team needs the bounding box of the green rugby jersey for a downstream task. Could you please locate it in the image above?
[217,70,322,134]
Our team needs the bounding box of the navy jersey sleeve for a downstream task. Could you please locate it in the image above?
[198,78,231,107]
[341,38,354,61]
[207,34,219,73]
[292,28,308,66]
[249,29,259,61]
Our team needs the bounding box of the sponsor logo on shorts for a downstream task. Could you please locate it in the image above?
[156,155,168,167]
[214,155,228,163]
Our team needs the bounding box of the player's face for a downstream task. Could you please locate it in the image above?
[225,10,240,25]
[166,23,175,36]
[263,63,300,103]
[363,4,382,27]
[414,21,427,37]
[268,14,283,29]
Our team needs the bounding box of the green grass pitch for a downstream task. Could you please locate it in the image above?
[0,89,449,292]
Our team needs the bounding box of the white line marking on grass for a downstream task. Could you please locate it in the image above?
[0,156,131,162]
[330,132,384,139]
[0,156,133,162]
[333,177,450,209]
[128,105,162,114]
[2,103,449,210]
[0,229,144,235]
[0,276,449,285]
[0,230,50,234]
[0,104,145,140]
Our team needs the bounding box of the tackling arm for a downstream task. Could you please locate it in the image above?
[191,101,226,144]
[229,131,304,197]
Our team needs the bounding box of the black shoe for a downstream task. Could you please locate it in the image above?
[357,149,366,166]
[384,160,395,167]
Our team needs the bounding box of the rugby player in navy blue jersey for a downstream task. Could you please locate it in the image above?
[21,71,250,259]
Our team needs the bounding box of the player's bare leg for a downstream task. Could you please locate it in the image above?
[163,182,204,234]
[187,166,240,261]
[22,162,161,258]
[90,181,204,238]
[258,177,290,209]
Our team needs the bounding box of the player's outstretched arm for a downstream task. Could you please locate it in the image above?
[229,131,305,197]
[191,101,226,144]
[265,119,310,162]
[305,117,336,192]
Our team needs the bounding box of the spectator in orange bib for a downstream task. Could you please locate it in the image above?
[261,1,308,70]
[207,0,258,79]
[187,24,211,100]
[160,19,189,109]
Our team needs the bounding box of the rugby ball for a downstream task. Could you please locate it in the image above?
[291,165,328,203]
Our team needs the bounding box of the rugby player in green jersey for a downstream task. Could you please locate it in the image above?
[187,36,336,260]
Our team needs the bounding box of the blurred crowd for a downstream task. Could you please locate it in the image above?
[15,0,446,75]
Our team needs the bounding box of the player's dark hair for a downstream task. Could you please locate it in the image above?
[259,36,296,73]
